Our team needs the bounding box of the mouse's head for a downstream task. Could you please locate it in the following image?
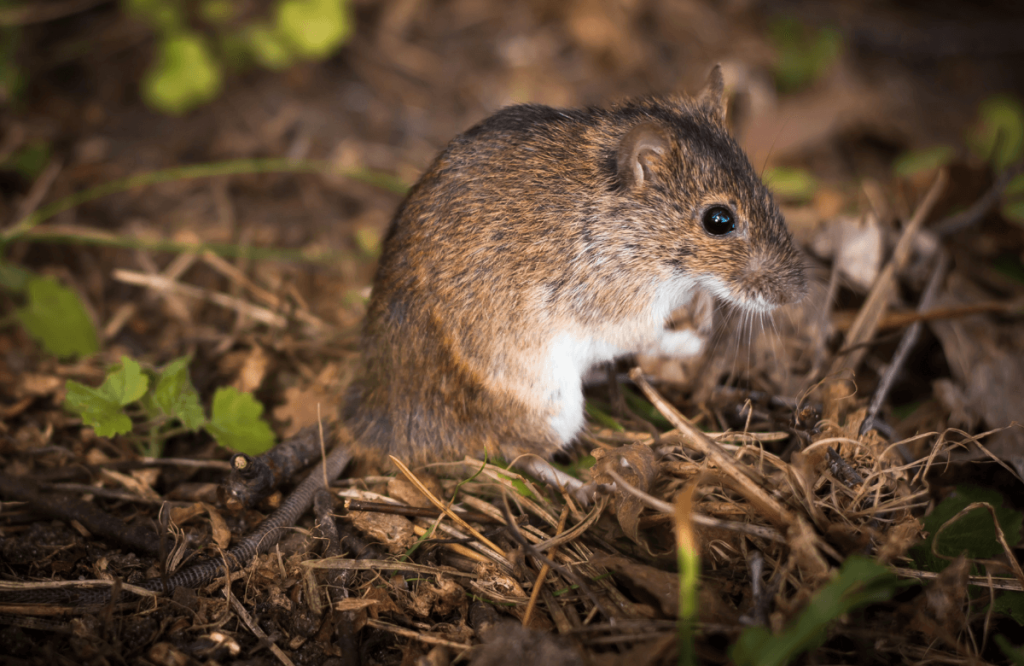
[608,66,807,314]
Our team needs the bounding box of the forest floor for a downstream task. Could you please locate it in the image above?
[1,1,1023,664]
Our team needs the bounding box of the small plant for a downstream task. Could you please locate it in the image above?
[64,355,276,457]
[892,95,1024,224]
[731,557,901,666]
[768,17,842,93]
[124,0,354,115]
[15,274,100,359]
[763,166,818,203]
[909,485,1022,573]
[0,19,23,107]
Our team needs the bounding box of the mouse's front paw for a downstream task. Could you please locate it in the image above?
[654,328,705,358]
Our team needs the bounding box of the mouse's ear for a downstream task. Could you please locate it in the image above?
[697,64,726,126]
[617,123,668,189]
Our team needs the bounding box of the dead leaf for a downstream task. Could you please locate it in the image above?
[333,598,379,612]
[929,280,1024,461]
[18,373,62,398]
[99,468,161,500]
[169,503,205,526]
[590,552,737,623]
[387,474,445,509]
[811,214,883,292]
[593,444,657,545]
[201,502,231,549]
[273,385,331,436]
[473,621,583,666]
[346,511,417,554]
[407,576,465,618]
[234,345,269,393]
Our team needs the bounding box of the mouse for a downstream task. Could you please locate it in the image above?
[343,65,807,468]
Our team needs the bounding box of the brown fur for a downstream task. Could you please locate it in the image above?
[344,67,806,466]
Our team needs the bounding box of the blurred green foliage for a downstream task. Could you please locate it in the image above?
[731,556,902,666]
[997,635,1024,665]
[910,485,1022,573]
[892,145,957,179]
[124,0,353,115]
[892,95,1024,224]
[1005,173,1024,225]
[0,19,22,107]
[968,95,1024,171]
[1,140,49,180]
[768,17,842,92]
[763,166,817,203]
[16,275,100,359]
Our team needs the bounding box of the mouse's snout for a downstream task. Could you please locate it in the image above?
[734,248,808,311]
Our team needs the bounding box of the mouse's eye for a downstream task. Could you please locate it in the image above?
[702,206,736,236]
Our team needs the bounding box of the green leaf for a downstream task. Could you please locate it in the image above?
[103,356,150,405]
[17,276,99,359]
[764,166,818,202]
[992,591,1024,626]
[142,31,224,115]
[968,95,1024,171]
[0,24,25,107]
[206,386,276,454]
[3,141,50,181]
[585,401,624,432]
[199,0,234,24]
[1003,173,1024,225]
[622,386,673,429]
[769,18,842,93]
[276,0,352,60]
[353,226,382,258]
[65,381,134,437]
[245,23,294,70]
[64,357,149,437]
[0,262,33,293]
[152,356,206,430]
[910,485,1023,572]
[996,635,1024,666]
[893,145,956,178]
[125,0,184,32]
[731,557,900,666]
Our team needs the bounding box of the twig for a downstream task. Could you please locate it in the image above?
[9,160,62,227]
[890,567,1024,592]
[0,471,162,555]
[364,619,472,651]
[829,170,947,381]
[200,251,331,331]
[223,588,295,666]
[2,158,406,243]
[389,456,506,557]
[602,468,785,543]
[341,498,498,524]
[302,558,479,578]
[498,497,612,620]
[112,269,288,328]
[223,425,325,509]
[861,251,950,437]
[628,368,797,531]
[523,505,569,627]
[832,299,1024,332]
[16,223,351,263]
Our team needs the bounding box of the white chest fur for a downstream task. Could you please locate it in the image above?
[538,274,704,444]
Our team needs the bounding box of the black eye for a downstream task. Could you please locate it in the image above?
[702,206,736,236]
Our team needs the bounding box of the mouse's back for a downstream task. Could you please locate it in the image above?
[345,67,806,466]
